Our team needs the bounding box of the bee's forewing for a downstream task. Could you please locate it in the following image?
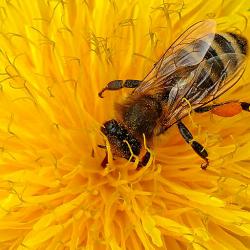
[156,53,246,134]
[133,19,216,94]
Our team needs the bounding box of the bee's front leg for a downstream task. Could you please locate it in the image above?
[136,151,151,170]
[101,152,108,168]
[177,121,209,170]
[98,79,141,98]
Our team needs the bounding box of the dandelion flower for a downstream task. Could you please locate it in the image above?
[0,0,249,249]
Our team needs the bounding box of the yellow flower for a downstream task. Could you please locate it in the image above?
[0,0,249,249]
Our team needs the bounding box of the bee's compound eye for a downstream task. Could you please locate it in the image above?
[104,119,118,134]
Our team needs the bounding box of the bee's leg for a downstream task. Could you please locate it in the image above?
[98,79,141,98]
[101,152,108,168]
[195,101,250,116]
[241,102,250,111]
[194,104,219,113]
[177,121,209,170]
[136,151,151,170]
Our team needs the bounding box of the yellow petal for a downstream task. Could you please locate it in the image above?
[0,1,249,249]
[141,211,163,247]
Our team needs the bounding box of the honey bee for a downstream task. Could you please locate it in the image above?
[98,19,249,170]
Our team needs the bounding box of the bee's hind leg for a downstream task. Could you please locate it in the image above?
[241,102,250,112]
[194,101,250,116]
[98,79,141,98]
[177,121,209,170]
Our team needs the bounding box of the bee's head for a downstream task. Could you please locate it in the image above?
[101,119,119,136]
[101,119,141,159]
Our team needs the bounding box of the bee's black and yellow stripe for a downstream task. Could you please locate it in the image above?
[187,32,248,99]
[206,32,247,66]
[226,33,248,55]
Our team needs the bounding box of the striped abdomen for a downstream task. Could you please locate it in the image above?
[195,32,248,91]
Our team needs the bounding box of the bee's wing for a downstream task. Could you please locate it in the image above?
[156,53,246,134]
[133,19,216,94]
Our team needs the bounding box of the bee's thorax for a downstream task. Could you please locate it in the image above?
[119,95,162,139]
